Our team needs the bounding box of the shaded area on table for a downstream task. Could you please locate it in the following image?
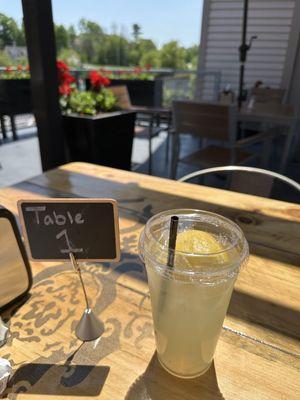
[125,353,225,400]
[5,363,110,397]
[229,289,300,343]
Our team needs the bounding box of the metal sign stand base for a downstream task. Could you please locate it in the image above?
[69,253,104,341]
[75,308,105,342]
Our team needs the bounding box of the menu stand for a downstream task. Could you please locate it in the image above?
[69,252,104,341]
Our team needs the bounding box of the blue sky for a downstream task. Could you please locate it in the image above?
[1,0,203,47]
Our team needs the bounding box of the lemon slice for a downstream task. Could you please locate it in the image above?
[176,230,224,254]
[175,230,229,268]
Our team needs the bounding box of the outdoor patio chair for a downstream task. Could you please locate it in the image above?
[241,87,286,140]
[171,100,276,179]
[110,85,171,174]
[179,165,300,199]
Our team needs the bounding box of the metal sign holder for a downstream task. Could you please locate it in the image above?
[69,253,104,341]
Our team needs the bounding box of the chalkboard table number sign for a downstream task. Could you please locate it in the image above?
[18,198,120,341]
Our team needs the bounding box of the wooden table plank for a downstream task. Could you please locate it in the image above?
[0,162,299,399]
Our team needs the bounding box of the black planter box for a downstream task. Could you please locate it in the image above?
[86,78,163,107]
[63,111,136,171]
[0,79,32,115]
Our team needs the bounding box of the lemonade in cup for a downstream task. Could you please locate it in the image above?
[139,209,248,379]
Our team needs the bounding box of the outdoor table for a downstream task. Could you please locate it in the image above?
[0,162,299,399]
[238,102,298,172]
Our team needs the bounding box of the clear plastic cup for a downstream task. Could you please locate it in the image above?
[139,209,248,379]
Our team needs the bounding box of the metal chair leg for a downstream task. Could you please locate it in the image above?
[260,138,273,168]
[10,115,18,141]
[0,116,7,141]
[165,130,170,166]
[148,118,154,175]
[171,133,179,179]
[279,122,296,173]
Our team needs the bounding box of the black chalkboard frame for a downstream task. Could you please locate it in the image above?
[17,198,120,262]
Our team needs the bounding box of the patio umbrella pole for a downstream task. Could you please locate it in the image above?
[238,0,249,108]
[238,0,257,108]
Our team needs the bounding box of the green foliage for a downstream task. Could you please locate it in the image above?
[55,25,69,53]
[0,13,22,48]
[0,66,30,79]
[160,41,186,69]
[76,18,105,64]
[184,45,199,68]
[94,88,116,111]
[0,13,199,71]
[58,48,81,67]
[67,25,77,48]
[140,49,160,68]
[0,49,12,66]
[62,89,116,115]
[99,35,131,66]
[68,90,96,115]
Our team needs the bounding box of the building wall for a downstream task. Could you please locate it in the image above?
[197,0,296,101]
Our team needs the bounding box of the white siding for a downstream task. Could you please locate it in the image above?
[198,0,295,101]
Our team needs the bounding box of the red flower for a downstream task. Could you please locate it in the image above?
[56,60,75,87]
[56,60,75,96]
[134,67,142,74]
[146,63,152,71]
[59,83,72,96]
[89,71,110,89]
[61,72,75,84]
[57,60,69,73]
[5,66,12,73]
[101,76,111,86]
[89,71,102,89]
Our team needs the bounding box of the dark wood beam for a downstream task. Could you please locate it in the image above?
[22,0,66,171]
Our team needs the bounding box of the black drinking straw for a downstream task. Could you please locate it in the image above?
[167,216,179,267]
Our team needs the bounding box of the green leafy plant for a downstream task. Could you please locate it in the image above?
[57,61,116,115]
[100,67,154,80]
[0,65,30,79]
[68,91,97,115]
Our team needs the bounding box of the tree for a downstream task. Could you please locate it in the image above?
[58,48,81,67]
[138,39,156,53]
[128,38,156,66]
[140,49,160,68]
[55,24,69,53]
[185,45,198,68]
[0,13,21,48]
[67,25,77,48]
[77,19,105,64]
[0,49,12,65]
[132,23,142,41]
[101,35,131,66]
[160,41,186,69]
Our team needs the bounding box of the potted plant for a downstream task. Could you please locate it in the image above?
[59,61,136,171]
[0,66,32,115]
[86,67,163,108]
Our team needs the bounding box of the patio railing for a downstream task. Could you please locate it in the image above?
[0,66,222,106]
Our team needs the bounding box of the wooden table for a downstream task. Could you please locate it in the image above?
[239,102,298,172]
[0,162,299,399]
